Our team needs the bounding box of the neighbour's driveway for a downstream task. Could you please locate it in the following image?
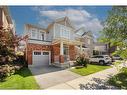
[29,65,81,89]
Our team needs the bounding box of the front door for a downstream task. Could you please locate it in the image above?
[63,44,69,62]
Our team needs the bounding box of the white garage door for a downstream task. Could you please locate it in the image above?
[32,51,50,67]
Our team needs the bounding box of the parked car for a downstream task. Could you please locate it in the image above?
[112,55,123,61]
[89,55,112,65]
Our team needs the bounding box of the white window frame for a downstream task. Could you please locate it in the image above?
[61,27,70,39]
[31,29,38,39]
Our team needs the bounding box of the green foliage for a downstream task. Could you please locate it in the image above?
[71,64,111,76]
[0,67,40,89]
[108,67,127,89]
[0,64,23,82]
[0,28,20,65]
[76,54,89,67]
[99,6,127,58]
[112,49,127,59]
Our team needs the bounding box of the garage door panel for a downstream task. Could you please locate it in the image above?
[32,51,50,67]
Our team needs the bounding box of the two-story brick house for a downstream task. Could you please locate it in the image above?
[24,17,92,67]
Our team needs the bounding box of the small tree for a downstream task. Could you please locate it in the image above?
[99,6,127,58]
[76,54,89,67]
[0,27,21,65]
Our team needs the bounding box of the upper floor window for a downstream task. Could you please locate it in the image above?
[61,28,70,39]
[88,39,91,44]
[42,33,44,40]
[31,29,37,39]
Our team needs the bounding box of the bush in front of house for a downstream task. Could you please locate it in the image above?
[75,54,89,68]
[0,27,26,81]
[108,67,127,89]
[0,64,23,82]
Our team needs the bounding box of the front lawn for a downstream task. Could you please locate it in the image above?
[108,67,127,89]
[0,67,40,89]
[71,64,111,76]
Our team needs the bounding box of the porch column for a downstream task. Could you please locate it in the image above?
[80,43,83,54]
[60,41,63,55]
[59,41,64,63]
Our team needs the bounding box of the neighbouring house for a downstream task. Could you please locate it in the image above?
[0,6,16,51]
[0,6,15,35]
[74,27,94,58]
[81,30,94,58]
[93,42,109,55]
[24,17,90,67]
[93,42,117,56]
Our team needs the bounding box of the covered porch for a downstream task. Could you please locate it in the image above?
[51,38,83,67]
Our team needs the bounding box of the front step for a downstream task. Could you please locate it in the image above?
[52,61,76,68]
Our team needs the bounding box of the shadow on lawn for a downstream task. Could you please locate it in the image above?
[79,75,118,90]
[15,67,33,77]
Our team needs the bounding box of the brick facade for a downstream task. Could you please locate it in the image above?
[51,44,60,63]
[26,43,51,65]
[26,43,76,65]
[69,45,76,61]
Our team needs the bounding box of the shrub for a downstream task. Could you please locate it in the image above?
[108,67,127,89]
[75,54,89,67]
[0,64,23,81]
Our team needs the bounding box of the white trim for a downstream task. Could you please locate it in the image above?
[28,39,51,45]
[60,41,63,55]
[53,23,55,39]
[32,50,51,66]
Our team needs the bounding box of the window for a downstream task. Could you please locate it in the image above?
[61,28,70,39]
[88,39,91,44]
[42,33,44,40]
[43,52,49,55]
[31,29,37,39]
[96,56,104,58]
[63,44,69,55]
[34,52,41,55]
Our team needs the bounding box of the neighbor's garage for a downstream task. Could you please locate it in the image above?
[32,51,50,67]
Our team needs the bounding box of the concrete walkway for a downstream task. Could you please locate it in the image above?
[46,64,124,90]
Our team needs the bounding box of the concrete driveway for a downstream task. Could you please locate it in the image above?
[29,65,81,89]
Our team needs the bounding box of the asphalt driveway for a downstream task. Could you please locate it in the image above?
[29,65,81,89]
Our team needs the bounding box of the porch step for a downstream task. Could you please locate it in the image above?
[52,62,69,68]
[52,61,75,68]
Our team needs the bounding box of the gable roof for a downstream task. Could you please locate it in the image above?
[25,24,47,32]
[47,16,75,30]
[82,31,93,38]
[75,27,86,35]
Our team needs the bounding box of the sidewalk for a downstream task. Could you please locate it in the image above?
[46,64,124,90]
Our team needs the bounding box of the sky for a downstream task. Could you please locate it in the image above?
[9,6,112,38]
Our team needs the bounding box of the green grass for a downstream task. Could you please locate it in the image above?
[108,67,127,89]
[113,60,123,65]
[71,64,111,76]
[0,67,40,89]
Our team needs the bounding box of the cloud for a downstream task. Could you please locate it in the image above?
[32,7,103,38]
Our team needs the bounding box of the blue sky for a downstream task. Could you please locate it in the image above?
[9,6,112,37]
